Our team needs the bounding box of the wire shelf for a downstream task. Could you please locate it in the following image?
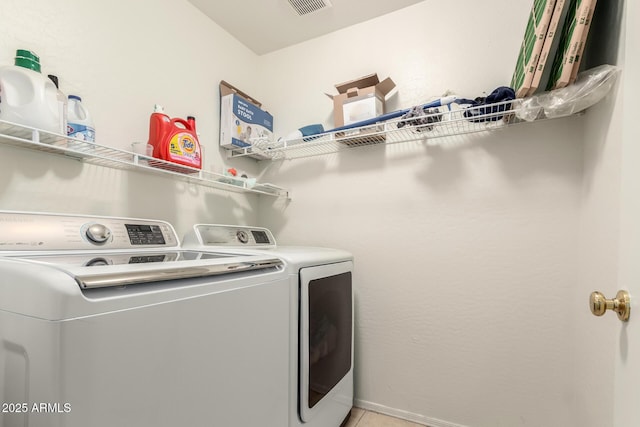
[228,99,535,160]
[0,120,289,198]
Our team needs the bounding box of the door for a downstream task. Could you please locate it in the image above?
[613,1,639,425]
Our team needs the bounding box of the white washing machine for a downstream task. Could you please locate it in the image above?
[183,224,354,427]
[0,211,291,427]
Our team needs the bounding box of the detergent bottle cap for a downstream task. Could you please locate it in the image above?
[154,104,165,113]
[14,49,41,72]
[15,49,39,62]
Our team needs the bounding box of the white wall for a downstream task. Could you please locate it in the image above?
[257,2,614,426]
[0,0,267,233]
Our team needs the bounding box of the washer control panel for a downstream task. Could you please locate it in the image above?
[0,211,179,251]
[124,224,167,246]
[187,224,276,248]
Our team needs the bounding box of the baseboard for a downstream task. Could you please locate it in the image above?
[353,399,469,427]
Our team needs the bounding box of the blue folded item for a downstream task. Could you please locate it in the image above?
[300,124,324,137]
[456,86,515,122]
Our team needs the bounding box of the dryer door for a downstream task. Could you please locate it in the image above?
[299,261,353,423]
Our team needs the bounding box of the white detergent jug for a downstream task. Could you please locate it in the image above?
[67,95,95,142]
[0,49,61,134]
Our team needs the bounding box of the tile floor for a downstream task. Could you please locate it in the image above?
[345,408,426,427]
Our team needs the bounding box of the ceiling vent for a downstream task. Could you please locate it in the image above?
[287,0,333,16]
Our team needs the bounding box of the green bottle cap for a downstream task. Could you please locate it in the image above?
[14,57,41,72]
[15,49,40,63]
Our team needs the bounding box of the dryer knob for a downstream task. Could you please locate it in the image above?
[86,223,112,244]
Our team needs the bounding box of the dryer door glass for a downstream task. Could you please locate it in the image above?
[307,271,352,408]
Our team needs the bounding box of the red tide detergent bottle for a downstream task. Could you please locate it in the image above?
[148,105,202,169]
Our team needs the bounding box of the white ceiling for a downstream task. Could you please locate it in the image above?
[188,0,425,55]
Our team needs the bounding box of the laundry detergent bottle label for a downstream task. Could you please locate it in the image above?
[168,132,201,167]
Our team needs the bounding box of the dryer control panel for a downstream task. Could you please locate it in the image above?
[0,211,179,252]
[184,224,276,248]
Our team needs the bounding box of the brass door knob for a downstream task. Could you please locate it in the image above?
[589,290,630,321]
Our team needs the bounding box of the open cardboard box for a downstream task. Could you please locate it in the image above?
[326,73,395,145]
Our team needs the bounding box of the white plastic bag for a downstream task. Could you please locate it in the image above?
[516,64,621,121]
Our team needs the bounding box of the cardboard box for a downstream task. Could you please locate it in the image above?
[326,73,396,128]
[548,0,593,90]
[510,0,557,98]
[528,0,572,95]
[568,0,597,84]
[336,129,387,147]
[219,80,274,150]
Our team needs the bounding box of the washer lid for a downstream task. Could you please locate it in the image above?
[73,256,284,289]
[13,251,284,289]
[15,250,233,267]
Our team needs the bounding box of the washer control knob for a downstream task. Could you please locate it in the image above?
[237,230,249,244]
[86,224,112,244]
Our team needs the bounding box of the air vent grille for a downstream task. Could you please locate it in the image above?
[287,0,332,16]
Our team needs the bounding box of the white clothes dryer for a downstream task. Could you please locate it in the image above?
[183,224,354,427]
[0,211,291,427]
